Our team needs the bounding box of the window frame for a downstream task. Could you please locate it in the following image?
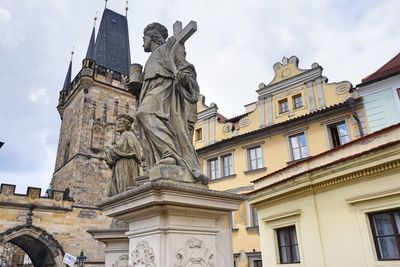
[207,157,220,180]
[288,132,309,161]
[221,153,234,177]
[195,127,203,142]
[326,120,351,148]
[292,94,303,109]
[205,152,235,180]
[368,209,400,261]
[279,98,289,113]
[247,145,264,171]
[276,225,301,264]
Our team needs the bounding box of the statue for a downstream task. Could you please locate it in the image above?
[133,21,208,185]
[105,114,141,196]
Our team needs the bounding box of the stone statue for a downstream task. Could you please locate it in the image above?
[105,114,141,196]
[134,21,208,185]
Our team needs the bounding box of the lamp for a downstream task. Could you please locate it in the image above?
[76,250,87,267]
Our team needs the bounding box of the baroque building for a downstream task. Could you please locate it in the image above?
[249,123,400,267]
[194,55,367,267]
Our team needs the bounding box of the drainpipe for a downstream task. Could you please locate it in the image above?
[348,97,364,137]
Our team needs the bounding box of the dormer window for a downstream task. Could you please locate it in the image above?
[292,94,303,109]
[279,99,289,113]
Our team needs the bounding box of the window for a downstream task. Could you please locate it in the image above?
[279,98,289,113]
[292,94,303,109]
[253,260,262,267]
[248,146,263,170]
[289,133,308,161]
[195,128,202,141]
[207,153,234,179]
[327,121,350,148]
[369,209,400,260]
[222,154,234,176]
[208,158,219,180]
[250,205,259,227]
[397,88,400,99]
[277,226,300,264]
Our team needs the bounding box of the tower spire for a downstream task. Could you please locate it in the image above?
[85,15,97,59]
[125,1,129,16]
[62,49,74,91]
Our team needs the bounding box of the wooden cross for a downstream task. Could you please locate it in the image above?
[172,20,197,44]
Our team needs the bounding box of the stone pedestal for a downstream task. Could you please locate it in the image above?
[88,228,129,267]
[98,180,246,267]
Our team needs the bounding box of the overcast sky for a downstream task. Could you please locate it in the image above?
[1,0,399,194]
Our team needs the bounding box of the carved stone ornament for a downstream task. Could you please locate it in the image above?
[335,81,352,95]
[238,117,250,128]
[113,254,129,267]
[129,241,156,267]
[174,238,215,267]
[222,122,234,133]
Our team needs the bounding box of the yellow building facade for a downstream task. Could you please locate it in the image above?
[194,56,367,267]
[249,124,400,267]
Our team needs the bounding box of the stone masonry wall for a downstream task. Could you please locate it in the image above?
[0,184,113,266]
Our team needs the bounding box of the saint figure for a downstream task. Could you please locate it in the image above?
[105,114,141,196]
[135,22,207,184]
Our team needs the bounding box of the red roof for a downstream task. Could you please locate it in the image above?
[361,52,400,84]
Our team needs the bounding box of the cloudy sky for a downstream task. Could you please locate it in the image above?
[0,0,399,194]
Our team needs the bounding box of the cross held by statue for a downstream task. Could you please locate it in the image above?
[173,20,197,44]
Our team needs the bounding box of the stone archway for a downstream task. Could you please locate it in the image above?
[0,225,64,267]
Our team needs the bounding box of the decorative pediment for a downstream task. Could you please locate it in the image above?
[269,56,306,85]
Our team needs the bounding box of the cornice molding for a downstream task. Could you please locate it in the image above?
[251,159,400,206]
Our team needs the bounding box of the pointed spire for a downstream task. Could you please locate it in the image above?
[85,15,97,59]
[62,50,73,91]
[94,8,131,75]
[125,1,129,16]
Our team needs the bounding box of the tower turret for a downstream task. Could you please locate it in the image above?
[51,7,136,206]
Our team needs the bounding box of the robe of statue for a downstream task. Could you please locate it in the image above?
[136,41,202,181]
[105,130,141,196]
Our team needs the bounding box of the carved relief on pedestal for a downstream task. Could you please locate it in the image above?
[174,238,215,267]
[113,254,129,267]
[129,241,156,267]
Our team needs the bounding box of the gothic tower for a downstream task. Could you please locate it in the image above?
[51,8,135,206]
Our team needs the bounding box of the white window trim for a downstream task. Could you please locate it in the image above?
[323,118,351,149]
[286,131,310,162]
[245,144,265,171]
[204,151,235,179]
[267,213,302,266]
[349,189,400,265]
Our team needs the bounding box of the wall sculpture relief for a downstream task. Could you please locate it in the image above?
[175,238,214,267]
[112,254,129,267]
[129,241,156,267]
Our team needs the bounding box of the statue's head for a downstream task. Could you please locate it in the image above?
[115,114,134,133]
[143,22,168,52]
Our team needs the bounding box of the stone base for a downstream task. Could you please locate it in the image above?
[98,180,246,267]
[88,228,129,267]
[148,164,193,183]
